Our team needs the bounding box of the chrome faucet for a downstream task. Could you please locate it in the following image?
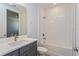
[14,35,17,41]
[13,33,18,41]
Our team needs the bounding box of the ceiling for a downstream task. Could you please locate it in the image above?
[18,3,55,8]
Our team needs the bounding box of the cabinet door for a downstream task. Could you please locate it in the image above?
[20,41,37,56]
[28,45,37,56]
[4,49,19,56]
[20,46,37,56]
[19,43,31,55]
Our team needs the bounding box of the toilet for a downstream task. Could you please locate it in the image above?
[37,46,48,56]
[37,38,48,55]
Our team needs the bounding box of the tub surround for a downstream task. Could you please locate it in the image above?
[0,35,37,56]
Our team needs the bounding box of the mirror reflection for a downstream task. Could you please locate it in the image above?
[7,10,19,37]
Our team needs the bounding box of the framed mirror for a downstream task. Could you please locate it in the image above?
[0,3,27,38]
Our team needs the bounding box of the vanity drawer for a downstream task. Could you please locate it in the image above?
[19,41,37,55]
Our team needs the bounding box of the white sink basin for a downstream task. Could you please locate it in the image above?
[8,40,29,46]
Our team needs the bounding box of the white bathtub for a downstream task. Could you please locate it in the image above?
[43,44,73,56]
[38,42,73,56]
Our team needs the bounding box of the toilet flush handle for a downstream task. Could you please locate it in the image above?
[42,33,46,40]
[42,33,45,36]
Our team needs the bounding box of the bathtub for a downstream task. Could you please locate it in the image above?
[38,42,73,56]
[43,44,73,56]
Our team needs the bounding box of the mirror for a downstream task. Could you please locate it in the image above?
[7,10,19,37]
[0,3,27,38]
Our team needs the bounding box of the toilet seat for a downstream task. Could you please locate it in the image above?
[37,47,48,55]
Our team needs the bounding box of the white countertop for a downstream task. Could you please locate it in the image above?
[0,35,37,56]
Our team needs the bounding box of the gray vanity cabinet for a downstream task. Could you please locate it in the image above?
[4,49,19,56]
[20,41,37,56]
[4,41,37,56]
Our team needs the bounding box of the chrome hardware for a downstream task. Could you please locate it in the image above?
[42,33,45,36]
[74,47,78,52]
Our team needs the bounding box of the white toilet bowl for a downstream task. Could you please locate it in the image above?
[37,46,48,56]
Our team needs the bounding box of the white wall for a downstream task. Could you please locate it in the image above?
[25,3,76,55]
[0,4,6,38]
[27,3,75,49]
[19,8,27,35]
[39,4,76,55]
[26,3,51,39]
[44,4,75,49]
[76,3,79,55]
[26,4,40,39]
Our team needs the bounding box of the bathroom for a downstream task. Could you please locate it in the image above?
[0,3,79,56]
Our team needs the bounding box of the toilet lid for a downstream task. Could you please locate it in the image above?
[37,47,48,52]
